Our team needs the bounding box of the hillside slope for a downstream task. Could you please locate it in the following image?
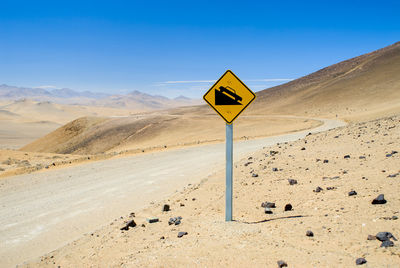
[250,41,400,121]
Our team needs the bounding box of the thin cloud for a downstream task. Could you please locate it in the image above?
[156,78,293,85]
[35,85,60,89]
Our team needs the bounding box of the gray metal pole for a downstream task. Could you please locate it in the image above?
[226,123,233,221]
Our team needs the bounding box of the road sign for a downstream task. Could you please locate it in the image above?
[203,70,256,124]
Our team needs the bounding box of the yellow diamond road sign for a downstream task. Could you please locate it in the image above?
[203,70,256,124]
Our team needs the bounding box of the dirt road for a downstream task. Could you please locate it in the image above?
[0,118,345,267]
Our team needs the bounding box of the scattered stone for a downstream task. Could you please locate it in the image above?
[326,186,336,190]
[160,236,165,240]
[162,204,170,212]
[356,258,367,265]
[244,162,253,166]
[306,230,314,237]
[314,186,323,193]
[348,190,357,196]
[359,156,366,159]
[381,240,394,247]
[146,217,159,223]
[130,212,135,217]
[261,202,276,208]
[344,155,350,159]
[277,260,288,267]
[284,204,292,211]
[301,147,306,150]
[372,194,387,204]
[168,216,182,225]
[367,235,376,240]
[180,203,185,207]
[323,159,329,163]
[120,220,136,231]
[387,172,399,178]
[252,173,259,178]
[288,179,297,185]
[376,232,397,242]
[265,208,273,214]
[272,168,278,172]
[177,231,188,238]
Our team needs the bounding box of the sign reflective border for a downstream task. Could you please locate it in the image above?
[203,70,256,124]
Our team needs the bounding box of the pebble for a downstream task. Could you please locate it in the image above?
[252,173,259,177]
[344,155,350,159]
[348,190,357,196]
[272,168,278,172]
[367,235,376,240]
[261,202,276,208]
[376,232,397,241]
[120,220,136,231]
[323,159,329,163]
[177,231,188,238]
[288,179,297,185]
[314,186,323,193]
[381,240,394,247]
[356,258,367,265]
[265,208,273,214]
[301,147,306,150]
[162,204,170,212]
[284,204,292,211]
[277,260,288,267]
[306,230,314,237]
[168,216,182,225]
[371,194,387,204]
[146,217,159,223]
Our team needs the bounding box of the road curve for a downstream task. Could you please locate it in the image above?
[0,118,346,267]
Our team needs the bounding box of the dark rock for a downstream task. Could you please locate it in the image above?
[244,162,253,166]
[252,173,259,177]
[146,217,159,223]
[277,260,288,267]
[367,235,376,240]
[265,208,273,214]
[348,190,357,196]
[306,230,314,237]
[284,204,292,211]
[288,179,297,185]
[326,186,336,190]
[380,240,394,247]
[314,186,323,193]
[261,202,276,208]
[160,236,165,239]
[359,156,366,159]
[162,204,170,212]
[168,216,182,225]
[387,173,399,178]
[344,155,350,159]
[376,232,397,241]
[120,220,136,230]
[372,194,387,204]
[272,168,278,172]
[386,153,393,157]
[301,147,306,150]
[356,258,367,265]
[177,231,188,238]
[180,203,185,207]
[323,159,329,163]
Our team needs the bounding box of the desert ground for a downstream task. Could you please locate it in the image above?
[0,42,399,267]
[18,114,399,267]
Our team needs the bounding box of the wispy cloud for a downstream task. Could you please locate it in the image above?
[156,78,292,85]
[35,85,60,89]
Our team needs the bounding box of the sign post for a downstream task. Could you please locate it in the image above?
[203,70,256,221]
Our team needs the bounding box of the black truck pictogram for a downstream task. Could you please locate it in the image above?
[215,86,242,105]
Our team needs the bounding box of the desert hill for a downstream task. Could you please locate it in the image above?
[250,41,400,121]
[21,42,400,155]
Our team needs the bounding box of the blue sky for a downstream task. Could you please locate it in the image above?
[0,0,399,98]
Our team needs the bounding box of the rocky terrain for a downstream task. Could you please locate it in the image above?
[23,114,399,267]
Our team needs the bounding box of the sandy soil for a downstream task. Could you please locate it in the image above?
[16,114,399,267]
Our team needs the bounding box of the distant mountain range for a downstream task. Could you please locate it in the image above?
[0,84,200,110]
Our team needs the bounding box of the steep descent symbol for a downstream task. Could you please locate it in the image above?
[215,86,242,105]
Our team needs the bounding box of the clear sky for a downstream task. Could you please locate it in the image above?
[1,0,399,98]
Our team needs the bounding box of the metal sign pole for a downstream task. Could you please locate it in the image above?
[226,123,233,221]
